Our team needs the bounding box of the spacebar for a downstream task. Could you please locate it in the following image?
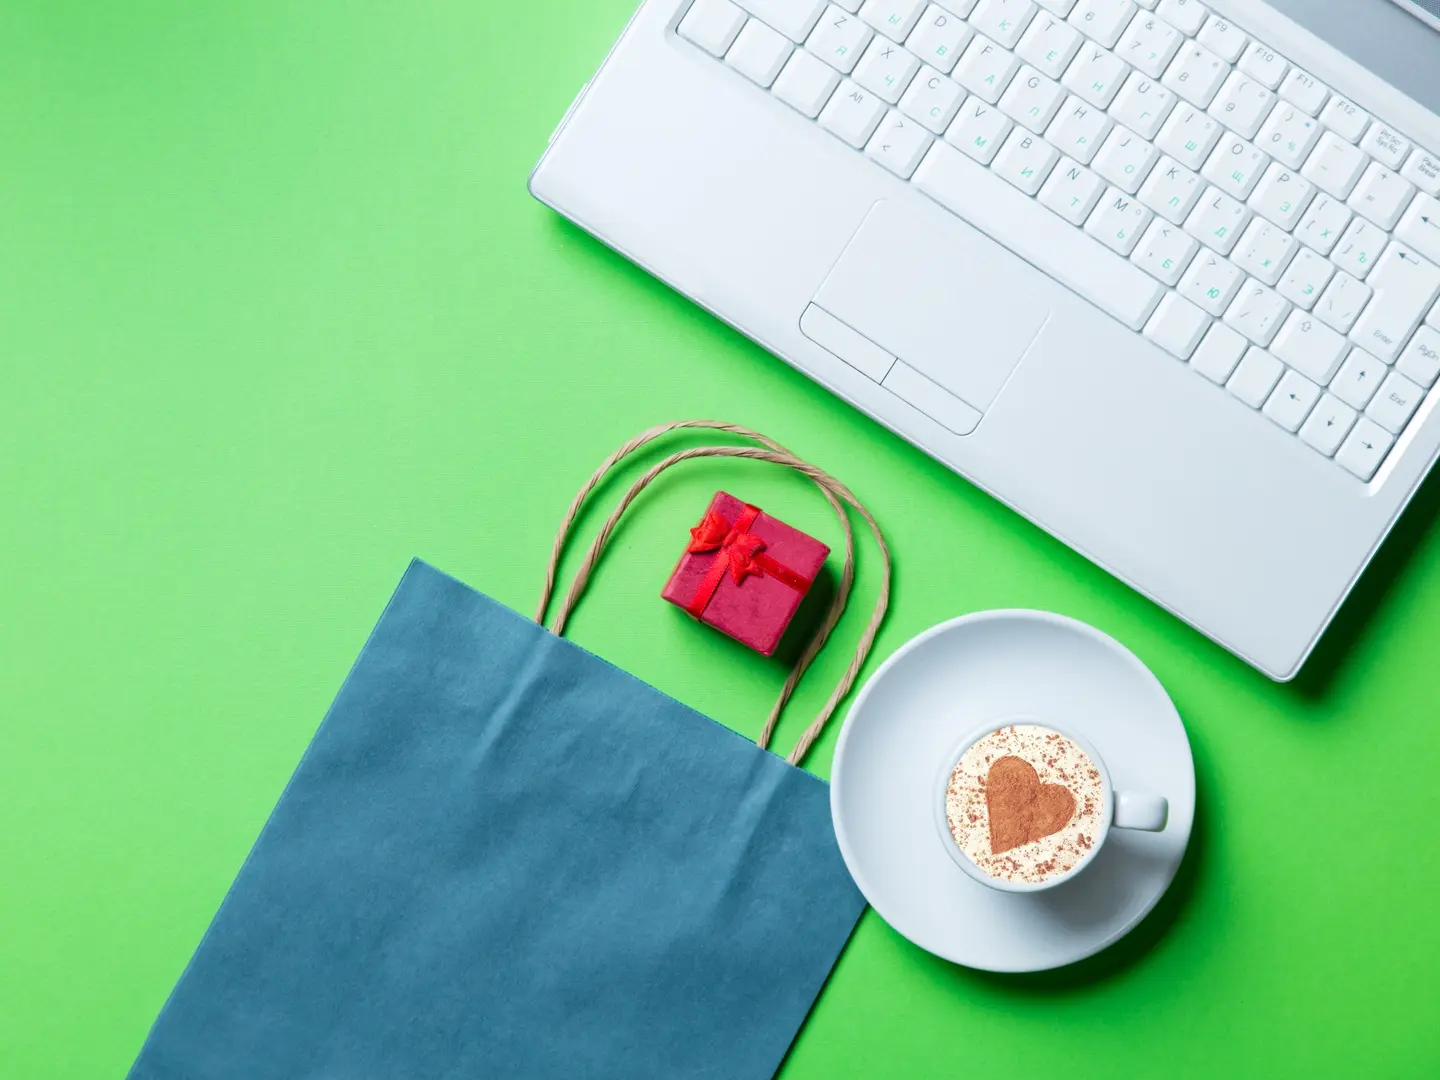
[912,142,1164,332]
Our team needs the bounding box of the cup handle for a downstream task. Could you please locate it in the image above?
[1114,792,1168,832]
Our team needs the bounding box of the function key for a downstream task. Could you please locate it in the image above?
[1196,16,1247,63]
[1237,40,1289,90]
[1319,96,1370,143]
[1156,0,1207,36]
[1277,67,1329,117]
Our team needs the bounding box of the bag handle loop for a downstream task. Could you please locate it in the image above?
[536,422,890,766]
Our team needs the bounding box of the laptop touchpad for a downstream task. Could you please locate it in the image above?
[813,199,1050,414]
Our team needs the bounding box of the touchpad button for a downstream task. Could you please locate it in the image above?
[813,199,1050,412]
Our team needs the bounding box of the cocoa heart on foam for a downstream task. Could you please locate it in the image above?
[985,756,1077,855]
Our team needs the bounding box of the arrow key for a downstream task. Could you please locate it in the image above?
[1395,192,1440,266]
[1330,348,1385,410]
[1299,393,1358,456]
[1336,416,1396,481]
[1262,368,1321,431]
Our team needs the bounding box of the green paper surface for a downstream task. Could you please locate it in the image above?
[0,3,1436,1077]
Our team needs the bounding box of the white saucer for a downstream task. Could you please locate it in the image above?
[830,610,1195,973]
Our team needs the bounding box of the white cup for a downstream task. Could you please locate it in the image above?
[934,720,1169,894]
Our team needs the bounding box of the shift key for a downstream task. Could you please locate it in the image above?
[1349,242,1440,362]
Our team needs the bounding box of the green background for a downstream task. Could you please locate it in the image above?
[1,2,1437,1076]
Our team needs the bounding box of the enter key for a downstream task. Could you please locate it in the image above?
[1349,241,1440,362]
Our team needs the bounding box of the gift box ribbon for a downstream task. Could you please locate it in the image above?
[684,504,815,619]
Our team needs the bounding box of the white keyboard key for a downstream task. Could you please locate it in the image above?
[1184,185,1249,255]
[1160,40,1226,108]
[1116,11,1182,77]
[773,48,842,115]
[971,0,1039,49]
[1224,278,1290,345]
[808,6,875,72]
[1347,162,1415,230]
[680,0,748,55]
[1295,194,1351,255]
[1301,132,1368,198]
[1400,148,1440,198]
[1366,369,1425,433]
[727,19,795,85]
[913,140,1164,327]
[903,8,973,61]
[854,36,922,101]
[1069,0,1138,49]
[1038,0,1077,11]
[835,0,865,10]
[1248,163,1314,230]
[938,0,979,10]
[946,95,1014,161]
[954,35,1021,102]
[1277,68,1329,118]
[1139,154,1202,222]
[1236,40,1288,90]
[859,0,928,41]
[1156,0,1206,36]
[1314,271,1371,333]
[1335,417,1395,480]
[1207,71,1275,140]
[1156,104,1221,169]
[1271,309,1348,383]
[1331,215,1385,279]
[1227,346,1284,407]
[999,65,1066,131]
[899,66,967,131]
[1233,217,1296,285]
[1179,246,1244,313]
[1190,321,1248,382]
[1397,326,1440,387]
[1277,247,1335,310]
[739,0,828,40]
[1203,131,1269,200]
[1111,72,1176,138]
[1360,122,1412,170]
[992,127,1061,192]
[1093,125,1160,192]
[866,109,935,175]
[1017,13,1083,78]
[1331,349,1385,409]
[907,4,975,72]
[1350,241,1440,361]
[1131,217,1197,284]
[1298,394,1358,456]
[1263,369,1321,431]
[1143,291,1209,357]
[1319,96,1370,143]
[1256,103,1321,169]
[1396,193,1440,266]
[1084,185,1153,253]
[1062,44,1130,110]
[819,80,889,145]
[1196,15,1247,64]
[1038,156,1107,222]
[1046,95,1112,162]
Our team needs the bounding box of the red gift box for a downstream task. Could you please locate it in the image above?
[662,492,831,657]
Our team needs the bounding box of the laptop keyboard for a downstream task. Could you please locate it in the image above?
[677,0,1440,481]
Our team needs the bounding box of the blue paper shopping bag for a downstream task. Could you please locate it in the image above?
[128,423,889,1080]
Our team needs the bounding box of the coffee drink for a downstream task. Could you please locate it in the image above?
[945,724,1104,885]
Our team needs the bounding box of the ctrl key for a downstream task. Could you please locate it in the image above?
[1335,417,1396,481]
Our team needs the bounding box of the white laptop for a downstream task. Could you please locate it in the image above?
[531,0,1440,680]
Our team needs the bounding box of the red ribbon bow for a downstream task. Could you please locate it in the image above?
[683,504,814,619]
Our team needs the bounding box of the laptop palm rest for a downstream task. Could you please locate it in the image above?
[811,199,1052,419]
